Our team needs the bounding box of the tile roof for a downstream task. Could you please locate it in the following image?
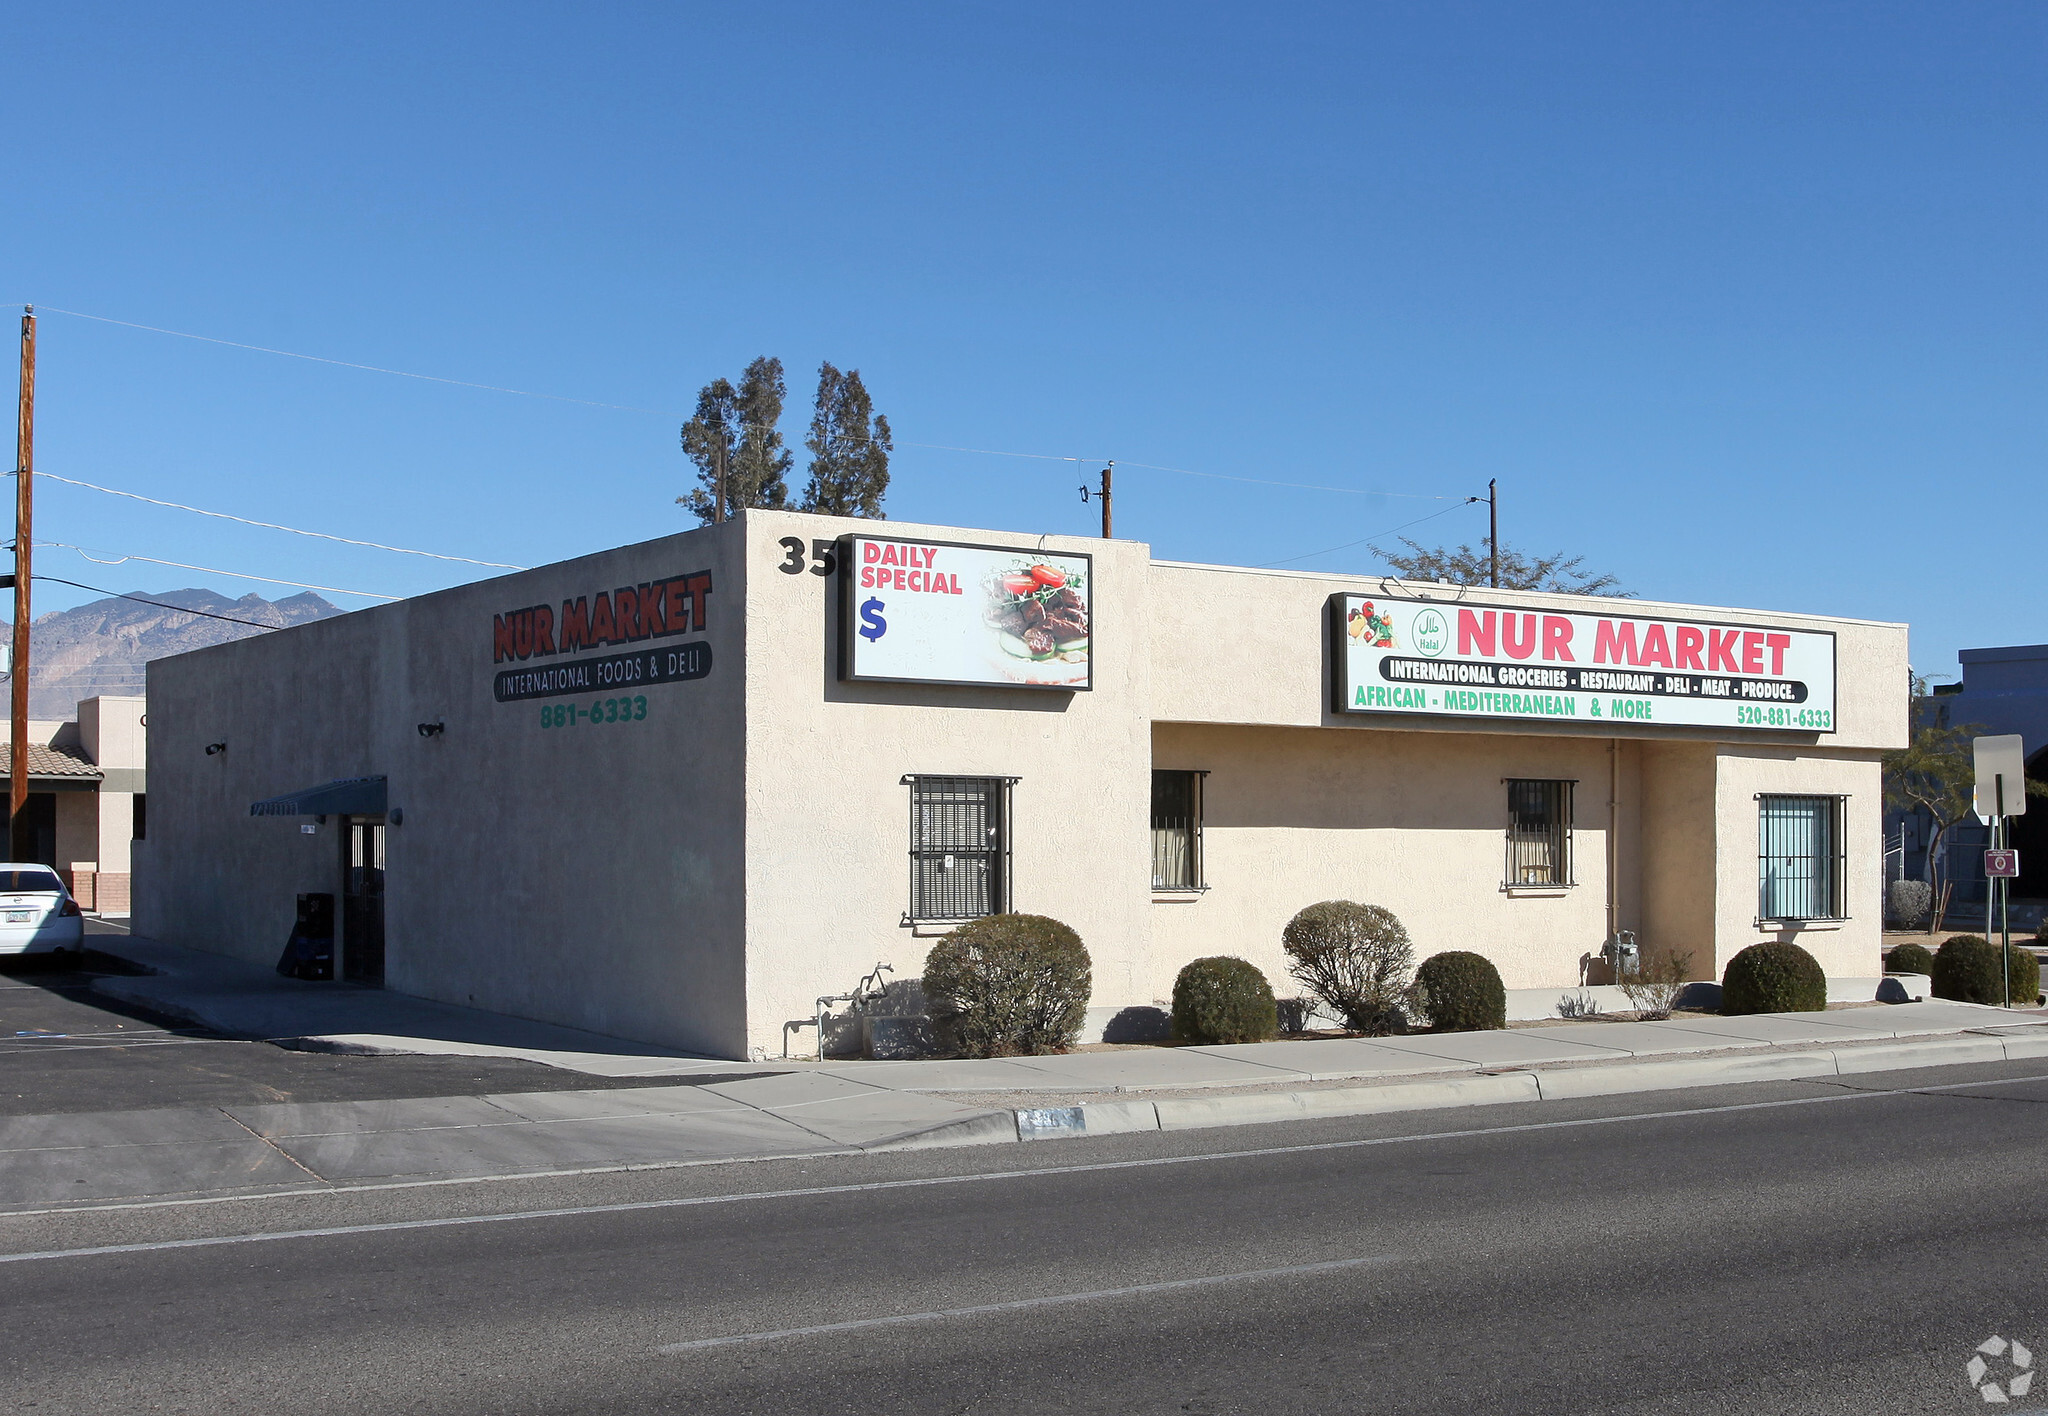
[0,742,103,780]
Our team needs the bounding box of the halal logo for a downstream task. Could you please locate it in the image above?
[1412,608,1449,658]
[1968,1335,2034,1403]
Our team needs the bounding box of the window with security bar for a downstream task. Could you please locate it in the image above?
[1151,770,1204,891]
[1758,794,1845,921]
[907,776,1011,922]
[1505,779,1574,886]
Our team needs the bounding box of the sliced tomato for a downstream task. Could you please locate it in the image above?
[1001,573,1039,596]
[1028,564,1067,588]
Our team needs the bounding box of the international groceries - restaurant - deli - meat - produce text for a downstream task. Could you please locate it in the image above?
[1332,594,1836,732]
[841,536,1093,690]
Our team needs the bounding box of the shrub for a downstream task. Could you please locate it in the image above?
[1171,956,1279,1044]
[1931,935,2000,1005]
[1932,934,2040,1006]
[1282,901,1415,1035]
[1884,941,1936,977]
[1617,950,1696,1021]
[1721,941,1827,1015]
[921,914,1091,1058]
[1886,879,1931,930]
[1413,951,1506,1031]
[2012,945,2043,1007]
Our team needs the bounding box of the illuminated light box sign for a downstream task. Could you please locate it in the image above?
[1330,594,1836,733]
[840,535,1093,690]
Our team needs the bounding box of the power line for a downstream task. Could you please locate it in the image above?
[1255,499,1481,570]
[901,441,1467,501]
[38,304,1476,514]
[35,308,685,418]
[29,577,298,630]
[40,542,399,600]
[29,471,525,569]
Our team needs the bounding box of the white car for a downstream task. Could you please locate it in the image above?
[0,864,85,955]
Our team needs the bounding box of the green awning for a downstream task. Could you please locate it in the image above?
[249,776,387,818]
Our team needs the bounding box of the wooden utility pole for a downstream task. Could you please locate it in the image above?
[11,308,33,860]
[713,423,728,523]
[1487,477,1499,589]
[1081,461,1113,538]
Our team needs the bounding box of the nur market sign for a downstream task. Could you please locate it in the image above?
[1331,594,1836,733]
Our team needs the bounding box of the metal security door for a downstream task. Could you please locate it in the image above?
[341,816,386,985]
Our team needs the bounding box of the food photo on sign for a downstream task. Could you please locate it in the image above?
[844,536,1092,689]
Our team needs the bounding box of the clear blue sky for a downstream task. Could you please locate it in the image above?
[4,3,2042,678]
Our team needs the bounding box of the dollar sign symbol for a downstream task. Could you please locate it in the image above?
[859,598,887,642]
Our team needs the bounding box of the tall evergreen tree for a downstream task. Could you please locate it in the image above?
[679,358,794,523]
[677,377,738,524]
[798,362,891,518]
[730,356,793,511]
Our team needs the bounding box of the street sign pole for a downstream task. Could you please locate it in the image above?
[1998,773,2009,1008]
[1974,736,2027,1009]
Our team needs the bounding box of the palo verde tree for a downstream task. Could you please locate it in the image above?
[1374,537,1626,596]
[678,357,793,523]
[799,362,891,518]
[1885,686,2048,929]
[1883,707,1983,928]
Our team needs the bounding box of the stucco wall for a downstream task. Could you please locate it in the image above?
[140,521,750,1056]
[1714,748,1885,980]
[738,510,1156,1058]
[1150,722,1647,996]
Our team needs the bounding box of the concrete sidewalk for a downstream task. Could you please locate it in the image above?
[15,926,2039,1213]
[0,1071,1015,1209]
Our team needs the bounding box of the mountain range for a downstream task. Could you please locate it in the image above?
[8,589,345,719]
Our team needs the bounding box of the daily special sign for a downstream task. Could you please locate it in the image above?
[840,535,1093,690]
[1331,594,1836,733]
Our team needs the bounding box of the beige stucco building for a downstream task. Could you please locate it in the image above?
[137,511,1907,1059]
[0,695,147,912]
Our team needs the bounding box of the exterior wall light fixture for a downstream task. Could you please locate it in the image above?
[204,742,226,756]
[417,721,445,738]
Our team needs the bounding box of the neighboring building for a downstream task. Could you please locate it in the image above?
[1892,644,2048,910]
[0,695,147,912]
[137,512,1906,1059]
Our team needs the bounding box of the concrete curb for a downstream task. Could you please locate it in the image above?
[1004,1031,2048,1142]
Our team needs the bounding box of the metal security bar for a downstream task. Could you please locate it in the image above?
[1506,779,1573,886]
[908,776,1009,922]
[1151,770,1204,890]
[1759,794,1843,921]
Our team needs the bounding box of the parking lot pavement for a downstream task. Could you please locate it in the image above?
[0,952,739,1117]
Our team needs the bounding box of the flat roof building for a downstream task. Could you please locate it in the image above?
[138,512,1908,1059]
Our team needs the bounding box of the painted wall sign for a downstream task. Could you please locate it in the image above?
[1330,594,1836,733]
[491,570,714,703]
[839,535,1092,690]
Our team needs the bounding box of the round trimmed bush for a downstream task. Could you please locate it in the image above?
[1721,941,1827,1015]
[1886,878,1931,929]
[1171,956,1278,1044]
[2011,945,2042,1007]
[1932,934,2001,1005]
[1932,934,2042,1006]
[1885,941,1936,977]
[921,914,1092,1058]
[1281,900,1415,1035]
[1414,951,1506,1032]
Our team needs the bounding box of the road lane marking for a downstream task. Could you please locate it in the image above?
[6,1069,2048,1263]
[654,1254,1398,1352]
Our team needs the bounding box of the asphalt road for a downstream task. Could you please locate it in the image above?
[5,1057,2048,1415]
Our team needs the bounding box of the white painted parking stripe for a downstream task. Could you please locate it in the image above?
[4,1069,2046,1264]
[655,1255,1399,1352]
